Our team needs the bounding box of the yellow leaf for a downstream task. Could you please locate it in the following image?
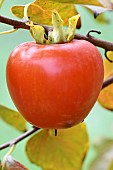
[26,123,89,170]
[0,105,27,132]
[109,162,113,170]
[77,1,112,18]
[49,0,103,6]
[0,0,4,8]
[11,1,80,26]
[98,51,113,110]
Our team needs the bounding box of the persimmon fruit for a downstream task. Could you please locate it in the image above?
[6,40,104,129]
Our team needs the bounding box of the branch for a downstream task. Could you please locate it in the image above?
[0,126,40,150]
[0,15,30,29]
[0,15,113,51]
[0,15,51,34]
[102,76,113,89]
[74,34,113,51]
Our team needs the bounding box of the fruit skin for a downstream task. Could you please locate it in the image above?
[6,40,104,129]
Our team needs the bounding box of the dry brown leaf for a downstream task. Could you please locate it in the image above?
[2,155,28,170]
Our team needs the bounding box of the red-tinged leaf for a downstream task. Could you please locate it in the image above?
[26,123,89,170]
[98,51,113,110]
[2,155,28,170]
[0,105,27,132]
[11,1,80,27]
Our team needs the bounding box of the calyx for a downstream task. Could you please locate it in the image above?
[24,6,80,44]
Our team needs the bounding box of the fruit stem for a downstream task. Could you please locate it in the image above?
[55,129,58,136]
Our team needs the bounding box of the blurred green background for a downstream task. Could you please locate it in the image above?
[0,1,113,169]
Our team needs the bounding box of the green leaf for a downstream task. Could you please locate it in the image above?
[11,1,80,27]
[26,123,89,170]
[0,105,27,132]
[89,139,113,170]
[2,155,28,170]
